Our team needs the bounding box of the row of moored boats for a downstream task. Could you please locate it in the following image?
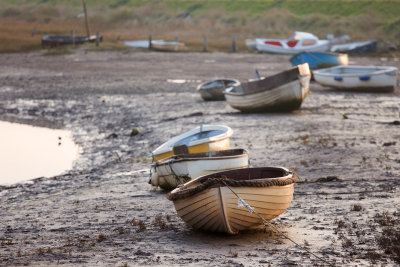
[148,125,298,234]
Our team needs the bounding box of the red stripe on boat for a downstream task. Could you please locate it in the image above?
[265,41,282,46]
[287,40,298,47]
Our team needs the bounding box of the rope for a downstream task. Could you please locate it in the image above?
[221,180,336,267]
[167,173,298,201]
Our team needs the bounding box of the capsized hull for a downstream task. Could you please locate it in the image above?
[152,125,233,161]
[290,52,348,69]
[149,149,249,190]
[330,40,377,54]
[168,167,298,234]
[313,65,398,92]
[223,63,311,112]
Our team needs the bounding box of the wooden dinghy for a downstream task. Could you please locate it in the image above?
[197,79,239,101]
[151,125,233,161]
[223,63,311,112]
[168,167,298,234]
[313,65,398,92]
[149,149,249,191]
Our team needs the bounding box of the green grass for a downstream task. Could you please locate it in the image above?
[1,0,400,53]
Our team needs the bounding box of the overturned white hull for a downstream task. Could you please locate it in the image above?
[313,65,398,92]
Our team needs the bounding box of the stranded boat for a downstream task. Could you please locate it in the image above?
[255,31,330,54]
[151,125,233,161]
[223,63,311,112]
[313,65,398,92]
[290,52,348,70]
[197,79,239,101]
[148,149,249,191]
[167,167,298,234]
[330,40,377,54]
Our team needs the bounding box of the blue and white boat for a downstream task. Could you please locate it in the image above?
[313,65,398,92]
[290,52,348,70]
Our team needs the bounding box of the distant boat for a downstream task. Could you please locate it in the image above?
[255,32,330,54]
[124,40,184,51]
[223,63,311,112]
[330,40,377,54]
[313,65,398,92]
[197,79,239,101]
[167,167,298,234]
[148,149,249,191]
[151,125,233,161]
[290,52,348,70]
[41,34,101,47]
[245,39,257,51]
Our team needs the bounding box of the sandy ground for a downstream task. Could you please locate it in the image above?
[0,50,399,266]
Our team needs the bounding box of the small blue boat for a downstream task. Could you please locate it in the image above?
[290,52,348,69]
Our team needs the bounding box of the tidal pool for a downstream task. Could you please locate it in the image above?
[0,121,81,185]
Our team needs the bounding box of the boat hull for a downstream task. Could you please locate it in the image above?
[313,65,398,92]
[152,125,233,161]
[150,149,249,190]
[290,52,348,69]
[330,40,377,54]
[224,63,311,112]
[197,79,239,101]
[168,167,297,234]
[255,32,329,54]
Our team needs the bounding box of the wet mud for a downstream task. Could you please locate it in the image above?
[0,50,399,266]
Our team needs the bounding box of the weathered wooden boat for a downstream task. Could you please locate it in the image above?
[41,34,101,47]
[223,63,311,112]
[151,125,233,161]
[167,167,298,234]
[290,52,348,70]
[255,32,330,54]
[197,79,239,101]
[330,40,377,54]
[148,149,249,191]
[313,65,398,92]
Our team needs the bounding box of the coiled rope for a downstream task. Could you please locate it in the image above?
[167,172,298,201]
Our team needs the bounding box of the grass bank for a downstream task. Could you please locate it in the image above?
[0,0,399,53]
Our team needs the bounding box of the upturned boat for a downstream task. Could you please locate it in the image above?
[313,65,398,92]
[167,167,298,234]
[330,40,377,54]
[151,125,233,161]
[255,31,330,54]
[197,79,239,101]
[148,149,249,191]
[290,52,348,70]
[223,63,311,112]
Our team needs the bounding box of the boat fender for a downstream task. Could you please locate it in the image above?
[359,75,370,81]
[150,172,159,186]
[334,76,343,81]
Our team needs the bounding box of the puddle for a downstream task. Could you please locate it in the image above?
[0,121,81,185]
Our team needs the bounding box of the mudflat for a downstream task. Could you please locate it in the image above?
[0,50,399,266]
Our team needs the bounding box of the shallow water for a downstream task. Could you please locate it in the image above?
[0,121,81,185]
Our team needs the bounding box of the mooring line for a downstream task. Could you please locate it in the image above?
[221,180,336,267]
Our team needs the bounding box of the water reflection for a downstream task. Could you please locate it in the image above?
[0,121,81,185]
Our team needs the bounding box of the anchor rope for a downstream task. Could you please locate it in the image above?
[221,180,336,267]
